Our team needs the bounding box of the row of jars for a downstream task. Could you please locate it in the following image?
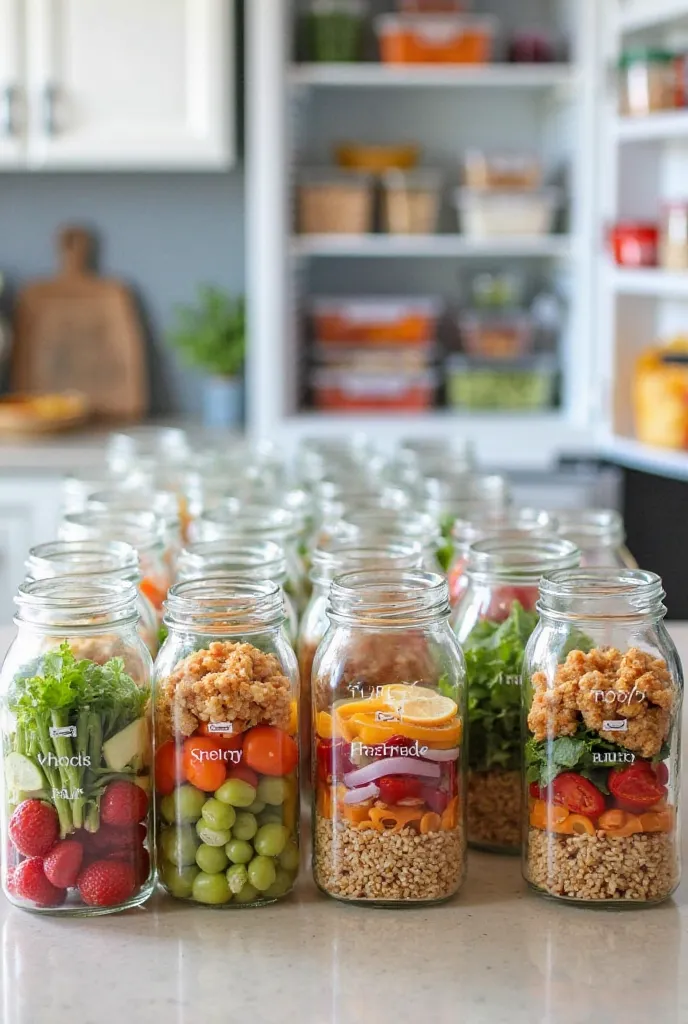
[0,547,681,914]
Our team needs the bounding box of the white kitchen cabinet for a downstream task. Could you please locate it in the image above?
[0,0,24,166]
[0,478,62,621]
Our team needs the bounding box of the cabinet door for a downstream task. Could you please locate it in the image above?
[26,0,233,169]
[0,0,24,166]
[0,478,62,621]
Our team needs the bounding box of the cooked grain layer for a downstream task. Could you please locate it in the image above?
[468,769,521,850]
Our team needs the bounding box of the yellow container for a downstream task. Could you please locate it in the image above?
[335,142,420,173]
[634,340,688,449]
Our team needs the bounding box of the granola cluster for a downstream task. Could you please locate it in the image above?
[156,640,292,742]
[529,647,674,757]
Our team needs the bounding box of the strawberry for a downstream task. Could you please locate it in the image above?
[101,781,149,827]
[90,823,146,857]
[6,868,17,896]
[77,860,136,907]
[43,840,84,889]
[9,800,59,858]
[14,858,65,908]
[108,847,150,887]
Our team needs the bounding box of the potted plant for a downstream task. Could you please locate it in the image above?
[168,285,246,428]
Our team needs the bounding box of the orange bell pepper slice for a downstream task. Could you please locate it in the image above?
[530,800,569,831]
[598,809,627,830]
[368,806,424,833]
[441,796,459,831]
[140,577,167,611]
[288,700,298,737]
[353,714,462,749]
[638,808,675,833]
[420,812,442,834]
[341,800,374,825]
[315,710,333,740]
[556,813,595,836]
[601,815,642,838]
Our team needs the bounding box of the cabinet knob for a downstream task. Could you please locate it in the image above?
[43,83,59,136]
[1,85,18,137]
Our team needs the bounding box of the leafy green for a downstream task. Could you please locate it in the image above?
[525,727,638,792]
[465,601,538,772]
[436,541,454,573]
[8,643,147,836]
[437,672,458,701]
[168,285,245,378]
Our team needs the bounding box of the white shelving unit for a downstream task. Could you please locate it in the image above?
[246,0,688,472]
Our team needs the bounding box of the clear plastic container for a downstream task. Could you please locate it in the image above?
[619,49,678,117]
[154,580,299,907]
[1,578,154,915]
[381,169,443,234]
[306,0,366,63]
[554,509,637,569]
[463,152,542,191]
[312,368,437,412]
[311,297,443,344]
[455,187,559,237]
[25,540,159,656]
[458,310,534,360]
[312,569,467,904]
[452,537,580,853]
[446,354,558,410]
[523,569,681,905]
[375,14,496,64]
[298,169,373,235]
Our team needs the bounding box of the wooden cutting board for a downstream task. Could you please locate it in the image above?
[12,227,148,420]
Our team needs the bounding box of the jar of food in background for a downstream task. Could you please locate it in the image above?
[305,0,367,63]
[25,540,159,657]
[86,488,182,577]
[312,569,466,905]
[451,537,580,853]
[554,509,637,569]
[660,202,688,271]
[175,539,299,644]
[524,569,681,905]
[610,222,659,268]
[447,509,557,607]
[59,510,171,621]
[154,580,299,907]
[1,578,154,915]
[419,474,512,559]
[619,49,679,116]
[334,508,442,572]
[381,169,443,235]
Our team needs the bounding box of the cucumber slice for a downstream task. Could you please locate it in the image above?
[5,753,46,794]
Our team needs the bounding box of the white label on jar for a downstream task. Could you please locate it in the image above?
[39,752,91,768]
[603,719,629,732]
[49,725,76,738]
[207,722,235,734]
[191,747,242,765]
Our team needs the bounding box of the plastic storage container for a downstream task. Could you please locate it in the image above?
[463,152,542,191]
[619,49,679,117]
[634,342,688,449]
[610,222,659,267]
[312,368,437,411]
[305,0,366,63]
[1,578,154,915]
[335,143,419,173]
[452,538,580,853]
[458,310,534,360]
[398,0,470,11]
[660,203,688,270]
[311,297,443,343]
[381,169,443,234]
[313,340,435,373]
[312,569,467,904]
[446,355,557,410]
[298,170,373,235]
[523,569,681,905]
[375,14,496,64]
[154,580,300,907]
[455,187,559,237]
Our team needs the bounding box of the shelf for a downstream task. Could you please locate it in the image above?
[604,436,688,481]
[291,235,573,259]
[609,266,688,298]
[290,63,575,90]
[616,110,688,143]
[620,0,688,34]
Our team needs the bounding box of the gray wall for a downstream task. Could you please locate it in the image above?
[0,171,245,416]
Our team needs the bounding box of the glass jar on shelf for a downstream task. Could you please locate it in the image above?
[554,509,637,569]
[59,510,171,621]
[523,569,681,906]
[451,537,580,854]
[0,577,154,915]
[25,540,159,656]
[447,508,557,607]
[175,539,299,643]
[154,580,299,907]
[312,569,467,906]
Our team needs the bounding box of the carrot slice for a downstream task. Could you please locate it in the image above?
[556,814,595,836]
[315,711,333,740]
[420,812,442,834]
[603,815,642,838]
[598,809,627,830]
[441,796,459,831]
[342,801,374,825]
[368,806,424,833]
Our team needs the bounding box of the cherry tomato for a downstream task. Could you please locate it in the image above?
[226,764,259,789]
[370,735,420,759]
[197,722,244,752]
[139,577,166,611]
[653,761,670,786]
[484,584,538,623]
[243,726,298,777]
[182,736,227,792]
[551,772,606,817]
[609,762,667,812]
[377,776,423,806]
[155,739,184,796]
[316,738,355,784]
[529,781,545,799]
[422,785,449,815]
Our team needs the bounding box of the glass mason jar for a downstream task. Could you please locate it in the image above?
[175,539,299,643]
[334,509,442,573]
[106,426,191,473]
[312,569,467,906]
[447,508,557,607]
[59,509,171,621]
[154,580,300,907]
[190,504,309,613]
[0,578,154,915]
[61,465,150,516]
[25,540,159,657]
[86,487,182,577]
[555,509,637,569]
[523,569,682,906]
[451,537,580,854]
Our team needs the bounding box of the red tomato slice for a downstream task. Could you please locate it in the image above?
[226,764,259,789]
[653,761,670,786]
[609,762,667,812]
[197,722,244,752]
[529,781,544,799]
[377,776,423,806]
[484,584,539,623]
[551,772,606,817]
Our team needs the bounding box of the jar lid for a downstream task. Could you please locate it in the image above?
[619,48,676,68]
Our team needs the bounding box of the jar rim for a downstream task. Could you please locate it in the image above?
[310,539,424,585]
[60,509,165,552]
[538,568,666,620]
[553,508,625,547]
[451,507,556,543]
[87,487,181,528]
[328,568,449,625]
[165,578,285,632]
[26,539,139,581]
[177,539,287,577]
[338,508,440,543]
[466,536,580,581]
[16,576,139,627]
[195,503,301,541]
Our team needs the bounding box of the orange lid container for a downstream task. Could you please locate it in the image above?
[375,14,497,64]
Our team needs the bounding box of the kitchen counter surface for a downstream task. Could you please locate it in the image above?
[1,627,687,1024]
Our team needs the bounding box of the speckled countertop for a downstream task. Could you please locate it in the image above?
[0,628,686,1024]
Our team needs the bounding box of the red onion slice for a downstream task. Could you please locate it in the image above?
[342,782,380,805]
[344,756,441,789]
[421,746,460,763]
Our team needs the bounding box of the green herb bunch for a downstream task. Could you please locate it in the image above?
[168,285,245,378]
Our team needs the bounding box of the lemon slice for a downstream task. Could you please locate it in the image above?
[380,683,457,726]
